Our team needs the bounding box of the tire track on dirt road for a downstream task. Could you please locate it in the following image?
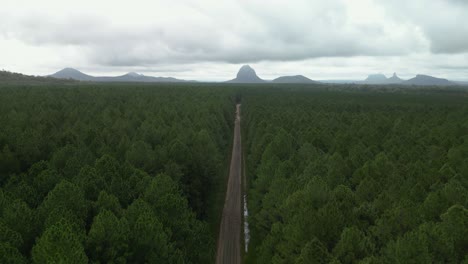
[216,104,242,264]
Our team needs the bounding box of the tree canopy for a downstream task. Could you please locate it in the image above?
[0,84,235,263]
[242,87,468,263]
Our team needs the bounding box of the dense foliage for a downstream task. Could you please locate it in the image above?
[243,87,468,263]
[0,70,75,84]
[1,81,467,263]
[0,84,234,263]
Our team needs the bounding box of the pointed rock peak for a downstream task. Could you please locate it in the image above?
[387,72,403,83]
[237,65,257,78]
[236,65,261,80]
[228,65,264,83]
[389,72,402,79]
[240,65,253,70]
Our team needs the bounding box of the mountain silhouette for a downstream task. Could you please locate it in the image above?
[364,74,388,84]
[273,75,317,84]
[404,74,453,86]
[227,65,265,83]
[363,73,404,84]
[50,68,189,83]
[1,69,75,83]
[386,73,403,84]
[51,68,95,81]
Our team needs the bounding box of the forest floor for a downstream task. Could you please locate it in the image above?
[216,104,242,264]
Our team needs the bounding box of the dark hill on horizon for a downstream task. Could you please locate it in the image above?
[404,74,454,86]
[50,68,189,83]
[365,74,388,84]
[272,75,318,84]
[0,70,75,83]
[362,72,457,86]
[364,73,404,84]
[387,73,403,84]
[51,68,95,81]
[227,65,266,83]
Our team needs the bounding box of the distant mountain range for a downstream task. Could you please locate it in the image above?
[1,67,464,87]
[227,65,318,84]
[50,68,190,83]
[226,66,459,86]
[51,65,317,84]
[361,72,454,86]
[0,70,75,83]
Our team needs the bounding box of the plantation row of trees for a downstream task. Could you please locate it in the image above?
[242,88,468,263]
[0,84,235,263]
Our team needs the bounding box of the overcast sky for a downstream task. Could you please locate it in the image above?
[1,0,467,81]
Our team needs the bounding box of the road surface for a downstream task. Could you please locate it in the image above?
[216,104,242,264]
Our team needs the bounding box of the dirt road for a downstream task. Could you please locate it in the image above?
[216,104,242,264]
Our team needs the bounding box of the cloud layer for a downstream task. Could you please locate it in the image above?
[0,0,467,80]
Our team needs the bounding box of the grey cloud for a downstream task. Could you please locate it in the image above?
[1,0,468,81]
[378,0,468,54]
[447,0,468,5]
[1,1,425,67]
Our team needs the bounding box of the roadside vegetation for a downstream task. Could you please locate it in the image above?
[0,84,234,263]
[242,87,468,263]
